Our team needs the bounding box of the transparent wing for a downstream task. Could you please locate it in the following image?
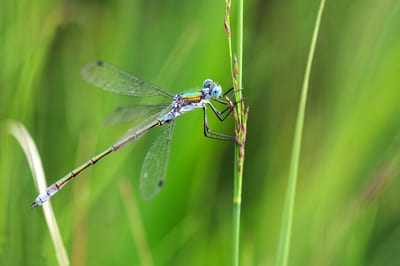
[140,121,175,200]
[104,104,170,125]
[119,105,171,141]
[81,61,174,98]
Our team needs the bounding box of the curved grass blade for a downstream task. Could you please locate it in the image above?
[119,179,154,266]
[276,1,326,265]
[140,121,175,200]
[104,104,169,125]
[81,61,174,98]
[4,120,69,266]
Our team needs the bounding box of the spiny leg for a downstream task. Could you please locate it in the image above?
[208,95,245,122]
[207,102,232,121]
[202,106,234,141]
[223,87,234,97]
[223,87,244,98]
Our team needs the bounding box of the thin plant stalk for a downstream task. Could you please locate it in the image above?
[224,0,247,265]
[119,179,154,266]
[275,1,326,266]
[4,120,69,266]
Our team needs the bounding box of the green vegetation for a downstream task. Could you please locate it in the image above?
[1,0,400,265]
[276,1,325,265]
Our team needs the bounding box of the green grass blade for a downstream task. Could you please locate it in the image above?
[275,1,326,266]
[4,120,69,266]
[233,0,245,264]
[229,0,246,265]
[119,179,154,266]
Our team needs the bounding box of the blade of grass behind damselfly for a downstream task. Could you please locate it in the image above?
[119,179,154,266]
[4,120,69,266]
[275,1,326,266]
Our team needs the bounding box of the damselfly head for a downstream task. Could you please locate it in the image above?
[203,79,222,98]
[203,79,213,88]
[211,85,222,98]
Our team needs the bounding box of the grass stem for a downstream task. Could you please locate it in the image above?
[4,120,69,266]
[275,1,326,266]
[225,0,247,265]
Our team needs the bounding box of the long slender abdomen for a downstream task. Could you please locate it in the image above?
[30,119,162,209]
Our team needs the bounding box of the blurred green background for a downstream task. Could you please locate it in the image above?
[1,0,400,265]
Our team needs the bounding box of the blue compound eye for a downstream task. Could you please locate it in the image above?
[203,79,214,89]
[211,86,222,97]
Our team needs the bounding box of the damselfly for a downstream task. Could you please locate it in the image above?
[30,61,235,209]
